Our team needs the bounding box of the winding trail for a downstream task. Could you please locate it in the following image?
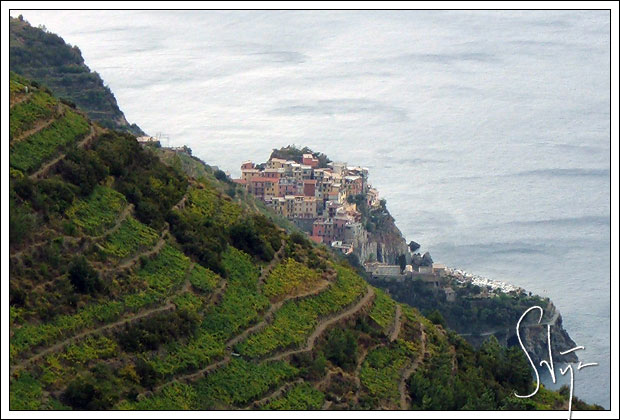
[243,378,305,409]
[11,262,195,376]
[389,305,402,342]
[352,343,382,403]
[206,278,228,306]
[9,236,71,260]
[156,357,231,392]
[112,225,169,271]
[398,327,426,410]
[90,204,134,240]
[10,92,33,109]
[257,239,286,291]
[150,278,333,395]
[264,286,375,363]
[30,124,97,180]
[11,107,63,145]
[227,280,331,349]
[172,191,189,211]
[11,302,176,375]
[10,201,132,262]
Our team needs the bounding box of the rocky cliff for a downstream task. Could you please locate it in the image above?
[368,219,410,265]
[352,202,410,266]
[461,301,578,364]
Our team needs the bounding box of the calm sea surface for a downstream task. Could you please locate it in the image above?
[14,10,610,408]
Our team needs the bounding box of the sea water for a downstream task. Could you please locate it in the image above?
[14,10,610,408]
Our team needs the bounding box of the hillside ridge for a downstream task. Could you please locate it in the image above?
[9,70,601,412]
[9,15,144,135]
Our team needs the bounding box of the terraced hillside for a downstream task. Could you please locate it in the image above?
[9,72,598,411]
[9,16,143,135]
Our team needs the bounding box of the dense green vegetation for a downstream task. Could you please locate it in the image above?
[9,68,601,412]
[10,16,143,134]
[65,185,127,236]
[370,277,551,334]
[235,266,366,357]
[263,258,322,301]
[408,332,540,410]
[187,263,221,293]
[193,359,299,408]
[260,382,325,410]
[122,359,299,409]
[10,108,90,173]
[323,327,358,371]
[368,287,397,331]
[360,341,416,405]
[168,186,284,275]
[269,145,331,168]
[9,76,59,140]
[96,216,159,260]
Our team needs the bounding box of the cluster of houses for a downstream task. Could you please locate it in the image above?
[234,154,381,249]
[233,153,454,289]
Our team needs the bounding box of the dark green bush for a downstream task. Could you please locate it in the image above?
[68,256,102,294]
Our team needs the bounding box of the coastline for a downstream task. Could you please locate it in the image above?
[445,267,523,294]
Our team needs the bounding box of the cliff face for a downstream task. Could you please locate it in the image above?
[368,219,410,265]
[351,201,409,265]
[465,302,578,364]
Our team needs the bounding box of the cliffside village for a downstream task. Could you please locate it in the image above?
[232,153,456,285]
[140,140,522,299]
[234,154,377,248]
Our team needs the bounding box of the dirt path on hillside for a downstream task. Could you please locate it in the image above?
[149,278,332,395]
[30,124,97,180]
[256,240,286,291]
[227,280,331,349]
[89,204,134,240]
[11,108,63,145]
[352,342,382,404]
[398,327,426,410]
[10,93,32,109]
[12,262,195,376]
[264,286,375,363]
[112,225,169,271]
[389,305,402,342]
[243,378,305,409]
[9,236,74,260]
[10,204,131,260]
[11,302,176,375]
[172,191,189,211]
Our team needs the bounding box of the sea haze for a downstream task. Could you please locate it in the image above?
[14,10,611,408]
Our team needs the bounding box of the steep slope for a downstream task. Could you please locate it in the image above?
[9,15,143,135]
[9,73,601,412]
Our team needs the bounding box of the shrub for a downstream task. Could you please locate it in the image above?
[68,256,102,294]
[323,328,358,371]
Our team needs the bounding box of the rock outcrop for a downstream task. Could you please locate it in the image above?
[465,301,578,364]
[352,210,409,265]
